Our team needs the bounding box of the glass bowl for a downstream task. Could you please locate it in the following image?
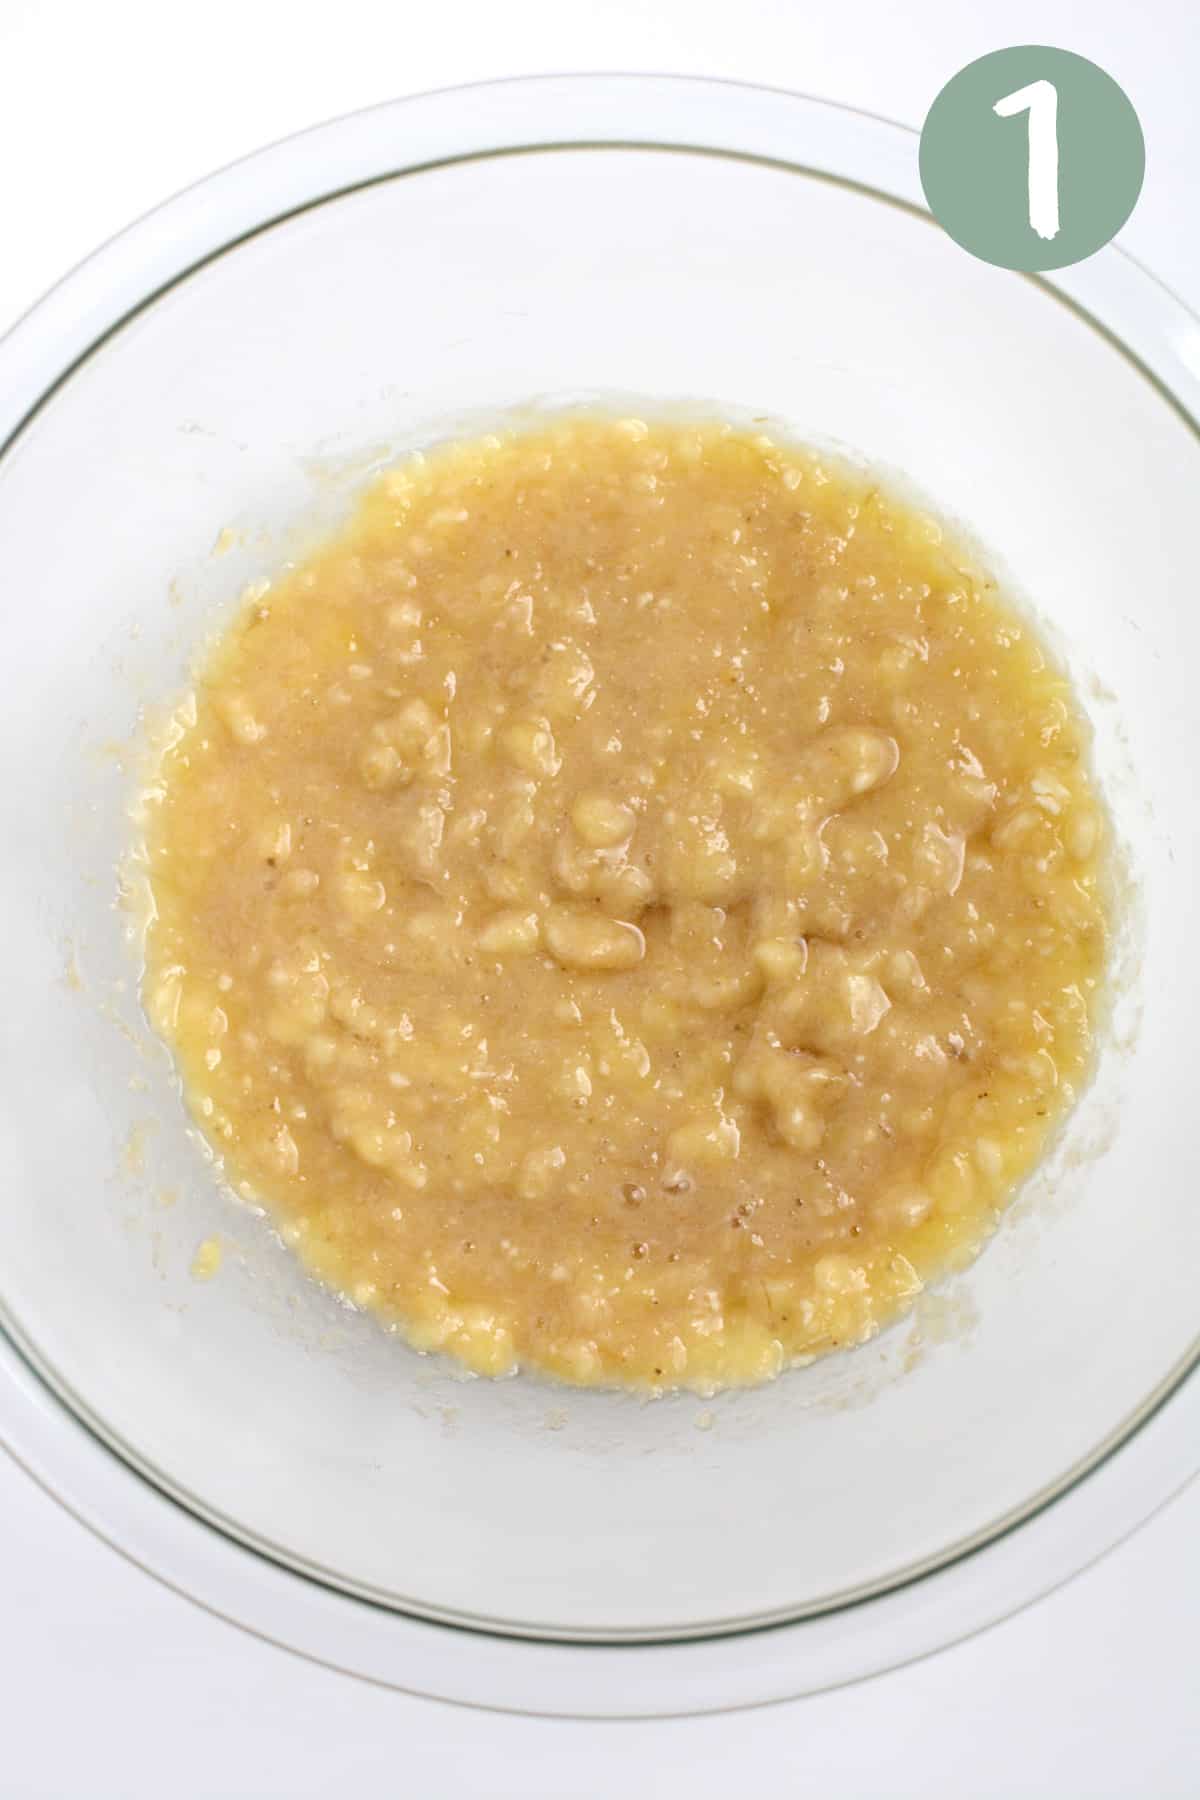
[1,76,1198,1715]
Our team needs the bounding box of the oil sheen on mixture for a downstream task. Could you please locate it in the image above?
[141,417,1108,1392]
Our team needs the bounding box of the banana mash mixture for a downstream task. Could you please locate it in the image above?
[141,417,1107,1390]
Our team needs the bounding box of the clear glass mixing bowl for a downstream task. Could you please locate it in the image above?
[1,77,1196,1706]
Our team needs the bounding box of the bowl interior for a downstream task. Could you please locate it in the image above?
[1,144,1196,1640]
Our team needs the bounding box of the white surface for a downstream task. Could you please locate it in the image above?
[2,0,1198,1792]
[3,1448,1198,1798]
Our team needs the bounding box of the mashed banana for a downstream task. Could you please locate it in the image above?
[141,417,1107,1390]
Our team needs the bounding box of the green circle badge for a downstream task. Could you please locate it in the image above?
[919,46,1145,272]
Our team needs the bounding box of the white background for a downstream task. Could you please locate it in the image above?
[1,2,1197,1794]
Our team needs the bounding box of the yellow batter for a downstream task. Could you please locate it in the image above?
[141,417,1107,1390]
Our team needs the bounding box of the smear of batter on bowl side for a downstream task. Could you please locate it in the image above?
[139,416,1107,1391]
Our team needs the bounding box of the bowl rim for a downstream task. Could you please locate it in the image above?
[2,71,1198,1713]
